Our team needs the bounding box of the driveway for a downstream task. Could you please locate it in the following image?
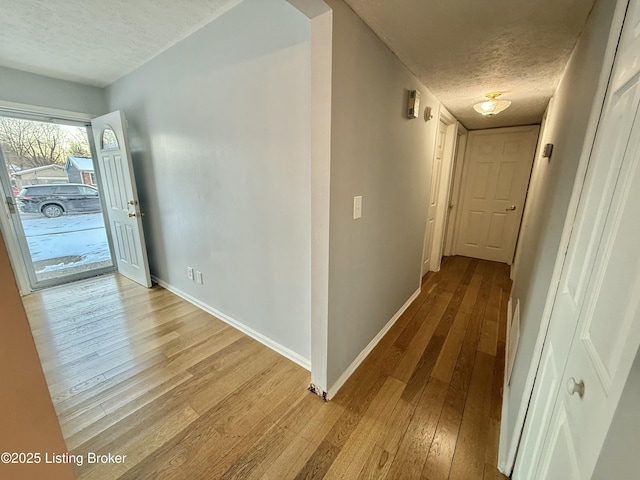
[20,212,112,273]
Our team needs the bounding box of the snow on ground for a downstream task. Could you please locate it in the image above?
[20,213,111,273]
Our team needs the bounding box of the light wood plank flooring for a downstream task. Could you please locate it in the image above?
[24,255,510,479]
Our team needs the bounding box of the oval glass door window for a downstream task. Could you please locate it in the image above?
[101,126,119,151]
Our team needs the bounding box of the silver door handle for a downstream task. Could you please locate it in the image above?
[567,377,585,397]
[506,205,517,211]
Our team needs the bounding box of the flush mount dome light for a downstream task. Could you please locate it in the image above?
[473,92,512,116]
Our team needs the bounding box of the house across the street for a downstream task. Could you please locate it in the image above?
[11,164,67,189]
[65,156,96,186]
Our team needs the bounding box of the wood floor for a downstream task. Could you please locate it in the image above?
[24,255,510,479]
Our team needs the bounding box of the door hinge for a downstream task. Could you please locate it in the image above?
[5,196,16,214]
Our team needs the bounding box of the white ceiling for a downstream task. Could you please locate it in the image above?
[0,0,597,129]
[344,0,597,129]
[0,0,242,87]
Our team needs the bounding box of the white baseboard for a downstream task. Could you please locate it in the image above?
[507,298,520,386]
[326,287,421,400]
[151,275,311,371]
[498,297,514,474]
[498,383,512,475]
[499,296,521,476]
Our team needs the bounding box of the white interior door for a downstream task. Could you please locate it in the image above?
[91,111,151,288]
[516,1,640,477]
[455,126,538,264]
[444,128,468,256]
[430,115,457,272]
[422,119,446,276]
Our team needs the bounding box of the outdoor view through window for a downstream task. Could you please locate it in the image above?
[0,115,113,287]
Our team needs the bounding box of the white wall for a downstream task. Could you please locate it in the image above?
[0,66,106,115]
[107,0,312,364]
[592,346,640,478]
[324,0,441,390]
[503,0,620,461]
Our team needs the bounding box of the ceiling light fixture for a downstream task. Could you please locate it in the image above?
[473,92,512,116]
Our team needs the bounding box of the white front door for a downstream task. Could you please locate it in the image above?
[455,126,538,264]
[517,1,640,477]
[422,119,446,275]
[91,111,151,288]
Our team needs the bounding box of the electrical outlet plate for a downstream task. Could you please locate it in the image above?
[353,196,362,219]
[187,267,194,280]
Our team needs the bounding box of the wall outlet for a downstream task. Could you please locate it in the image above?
[195,271,203,285]
[187,267,194,280]
[353,195,362,219]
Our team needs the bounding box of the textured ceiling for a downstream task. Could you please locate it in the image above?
[0,0,242,87]
[344,0,597,129]
[1,0,597,129]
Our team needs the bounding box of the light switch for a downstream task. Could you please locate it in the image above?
[196,271,203,285]
[353,196,362,219]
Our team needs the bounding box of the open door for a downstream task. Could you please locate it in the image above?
[91,111,151,287]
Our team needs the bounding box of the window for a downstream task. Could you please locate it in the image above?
[79,186,98,195]
[90,172,96,185]
[101,127,119,151]
[24,186,54,195]
[54,185,81,195]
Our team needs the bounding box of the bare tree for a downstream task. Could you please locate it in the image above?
[66,135,92,159]
[0,117,68,169]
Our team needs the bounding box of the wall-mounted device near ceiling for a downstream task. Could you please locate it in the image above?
[407,90,420,119]
[473,92,512,116]
[424,106,433,122]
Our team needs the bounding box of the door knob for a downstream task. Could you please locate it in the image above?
[128,200,138,205]
[506,205,517,211]
[128,212,145,218]
[567,377,585,398]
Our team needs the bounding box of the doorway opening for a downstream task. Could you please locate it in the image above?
[422,110,458,276]
[0,114,115,290]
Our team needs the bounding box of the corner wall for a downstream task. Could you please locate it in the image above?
[107,0,312,364]
[324,0,441,390]
[502,0,621,466]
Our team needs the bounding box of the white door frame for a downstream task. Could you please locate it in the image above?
[0,156,31,295]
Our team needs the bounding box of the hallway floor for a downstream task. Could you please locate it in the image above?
[24,255,510,479]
